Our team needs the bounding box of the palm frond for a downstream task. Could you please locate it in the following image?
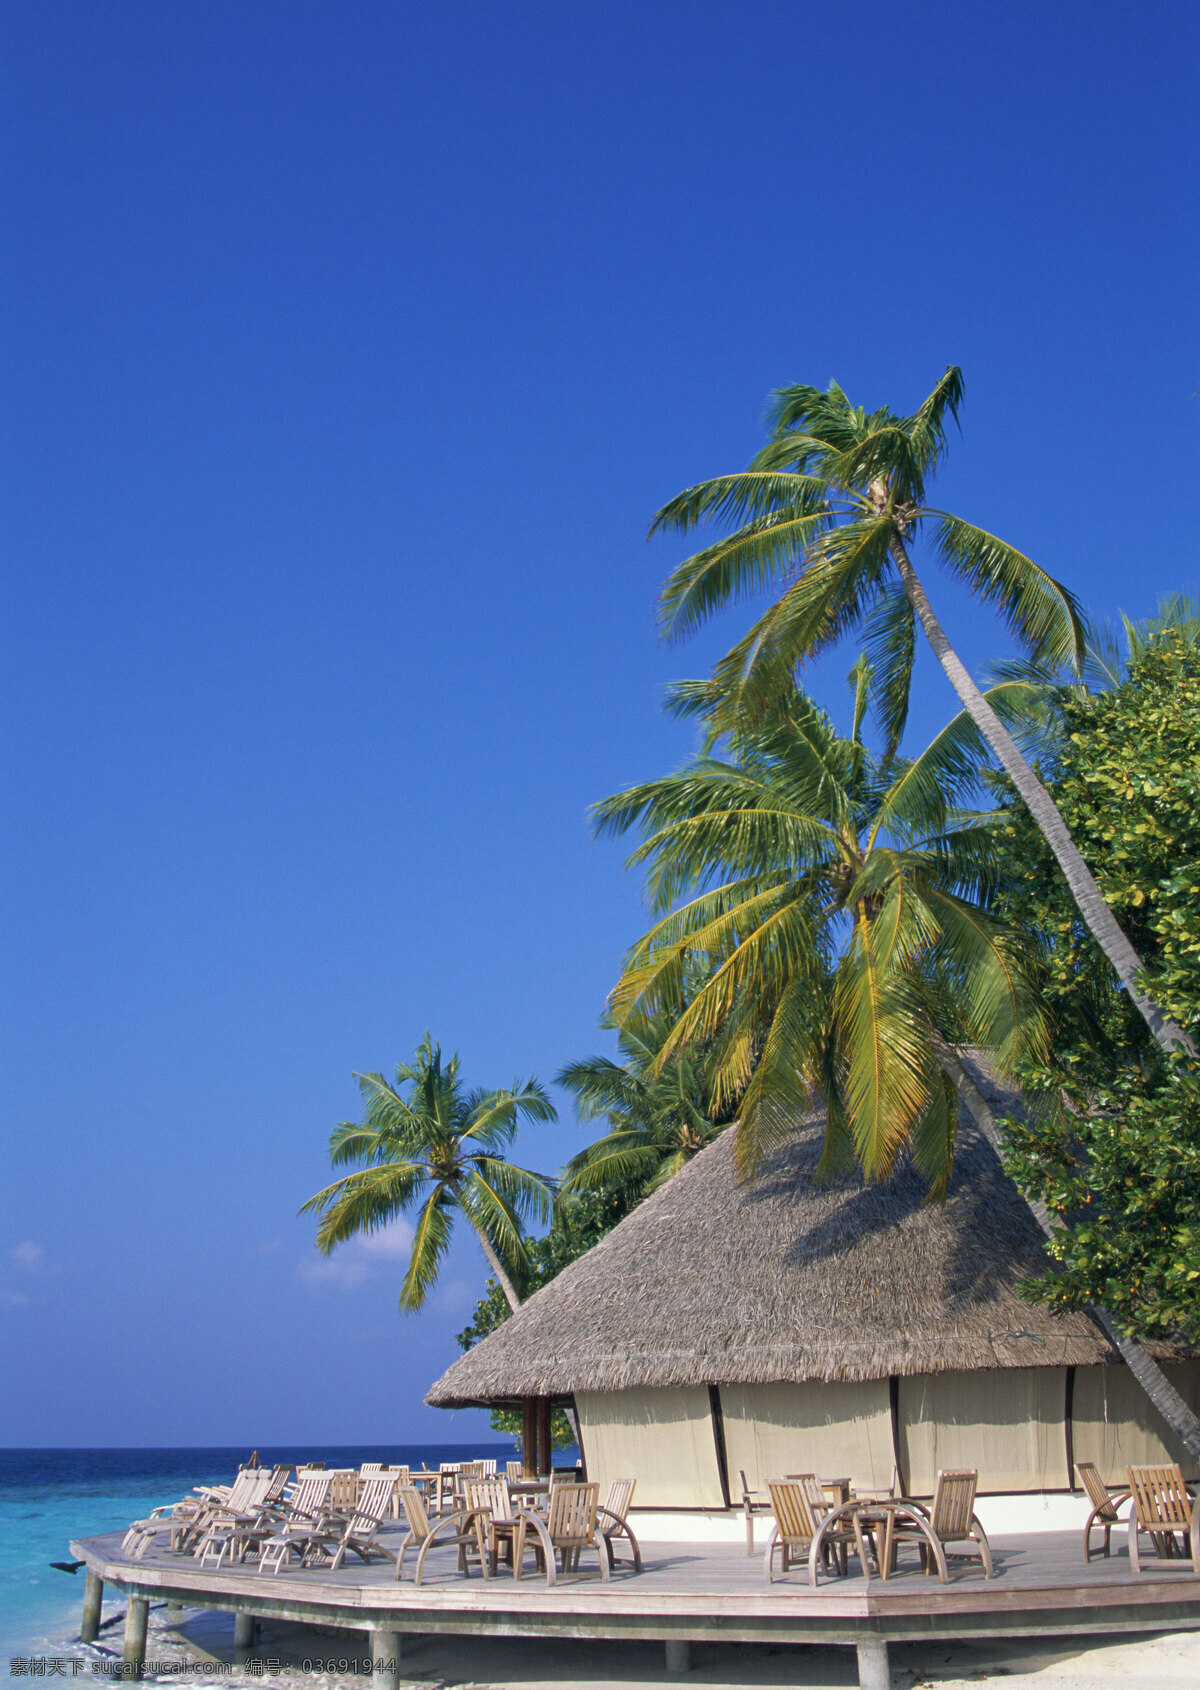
[930,512,1087,671]
[399,1192,453,1312]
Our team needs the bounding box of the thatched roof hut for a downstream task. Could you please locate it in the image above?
[428,1060,1200,1506]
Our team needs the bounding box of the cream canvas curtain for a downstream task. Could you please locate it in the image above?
[719,1380,894,1495]
[898,1368,1069,1494]
[575,1387,726,1508]
[1072,1363,1200,1483]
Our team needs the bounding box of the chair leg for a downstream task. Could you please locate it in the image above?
[1129,1517,1141,1574]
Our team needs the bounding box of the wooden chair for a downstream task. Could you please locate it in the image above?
[795,1473,851,1575]
[1127,1464,1195,1571]
[764,1481,818,1582]
[909,1470,993,1579]
[397,1485,493,1585]
[738,1469,773,1557]
[596,1479,641,1572]
[507,1461,525,1483]
[517,1482,609,1586]
[464,1478,525,1576]
[1076,1461,1131,1562]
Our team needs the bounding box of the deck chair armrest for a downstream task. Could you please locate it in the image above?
[595,1507,627,1532]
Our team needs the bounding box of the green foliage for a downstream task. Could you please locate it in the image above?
[557,995,734,1199]
[991,636,1200,1071]
[989,634,1200,1340]
[300,1034,556,1312]
[1002,1062,1200,1342]
[456,1186,641,1446]
[598,671,1047,1189]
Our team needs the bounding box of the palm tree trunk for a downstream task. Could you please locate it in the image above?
[933,1036,1200,1463]
[471,1223,524,1314]
[890,534,1196,1060]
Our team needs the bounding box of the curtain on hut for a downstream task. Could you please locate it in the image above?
[575,1387,726,1508]
[1072,1362,1200,1484]
[898,1368,1070,1494]
[718,1381,894,1495]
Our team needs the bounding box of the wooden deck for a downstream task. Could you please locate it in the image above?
[71,1524,1200,1690]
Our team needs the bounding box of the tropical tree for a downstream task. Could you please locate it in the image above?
[597,664,1049,1189]
[557,998,732,1198]
[651,369,1194,1060]
[299,1034,556,1313]
[601,665,1200,1459]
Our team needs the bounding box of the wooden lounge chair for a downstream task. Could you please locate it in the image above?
[123,1467,262,1560]
[269,1473,399,1573]
[397,1485,493,1586]
[739,1469,772,1557]
[1127,1464,1196,1572]
[517,1482,609,1586]
[902,1470,993,1580]
[1076,1460,1132,1561]
[597,1479,641,1572]
[199,1468,335,1569]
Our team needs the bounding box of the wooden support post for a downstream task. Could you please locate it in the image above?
[522,1397,538,1478]
[664,1638,692,1673]
[537,1395,552,1476]
[233,1612,255,1650]
[122,1597,149,1680]
[80,1571,103,1643]
[856,1634,890,1690]
[370,1628,401,1690]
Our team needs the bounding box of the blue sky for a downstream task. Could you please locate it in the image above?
[1,0,1197,1447]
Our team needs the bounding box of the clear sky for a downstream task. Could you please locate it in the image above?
[1,0,1197,1447]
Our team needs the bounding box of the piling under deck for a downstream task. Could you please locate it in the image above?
[71,1525,1200,1690]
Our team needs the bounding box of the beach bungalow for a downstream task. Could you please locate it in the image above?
[427,1060,1200,1509]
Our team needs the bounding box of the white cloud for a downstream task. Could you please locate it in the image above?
[257,1238,282,1256]
[10,1241,45,1271]
[295,1218,414,1293]
[356,1219,415,1258]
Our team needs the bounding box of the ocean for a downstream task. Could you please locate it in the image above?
[0,1444,530,1668]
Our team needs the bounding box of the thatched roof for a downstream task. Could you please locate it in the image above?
[427,1056,1177,1408]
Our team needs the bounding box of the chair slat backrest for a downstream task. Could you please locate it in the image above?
[221,1469,263,1512]
[604,1479,635,1523]
[1077,1461,1121,1519]
[399,1485,431,1541]
[796,1473,831,1525]
[548,1480,598,1541]
[347,1474,396,1537]
[767,1481,815,1546]
[478,1459,498,1476]
[1128,1464,1193,1529]
[507,1461,524,1482]
[465,1478,513,1524]
[359,1463,384,1475]
[930,1470,978,1539]
[287,1468,335,1522]
[327,1468,357,1510]
[263,1465,292,1503]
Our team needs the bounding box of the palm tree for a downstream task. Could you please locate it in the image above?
[600,672,1200,1461]
[651,369,1194,1060]
[299,1034,556,1313]
[597,664,1049,1189]
[557,999,731,1199]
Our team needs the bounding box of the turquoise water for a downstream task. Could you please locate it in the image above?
[0,1445,521,1665]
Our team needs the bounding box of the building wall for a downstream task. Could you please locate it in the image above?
[574,1363,1200,1506]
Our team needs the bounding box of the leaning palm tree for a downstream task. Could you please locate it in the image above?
[599,665,1049,1190]
[652,369,1194,1060]
[557,999,731,1199]
[300,1034,556,1313]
